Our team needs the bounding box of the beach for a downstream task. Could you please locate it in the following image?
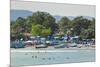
[11,47,95,52]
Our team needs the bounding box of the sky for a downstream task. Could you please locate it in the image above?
[11,1,95,17]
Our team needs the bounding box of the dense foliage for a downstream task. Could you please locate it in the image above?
[11,11,95,41]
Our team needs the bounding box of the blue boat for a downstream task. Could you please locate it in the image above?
[11,41,25,48]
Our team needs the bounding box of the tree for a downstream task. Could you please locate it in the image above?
[13,17,26,33]
[30,11,57,33]
[31,24,43,36]
[11,17,31,41]
[72,16,91,36]
[11,21,16,33]
[41,28,51,37]
[80,28,95,39]
[72,17,95,39]
[31,24,51,37]
[59,16,70,33]
[25,16,34,32]
[84,18,95,39]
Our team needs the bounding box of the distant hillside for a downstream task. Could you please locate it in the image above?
[54,15,94,22]
[11,10,94,21]
[10,10,33,21]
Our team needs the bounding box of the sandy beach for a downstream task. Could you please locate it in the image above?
[11,47,95,53]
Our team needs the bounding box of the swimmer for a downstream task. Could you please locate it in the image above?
[42,58,45,60]
[66,57,70,59]
[48,58,51,60]
[32,56,34,58]
[35,56,37,58]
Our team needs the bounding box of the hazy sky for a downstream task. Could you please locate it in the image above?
[11,1,95,17]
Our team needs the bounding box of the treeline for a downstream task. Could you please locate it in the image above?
[11,11,95,40]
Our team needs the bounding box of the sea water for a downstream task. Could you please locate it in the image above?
[11,49,95,66]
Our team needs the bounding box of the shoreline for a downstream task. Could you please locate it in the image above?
[11,47,95,53]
